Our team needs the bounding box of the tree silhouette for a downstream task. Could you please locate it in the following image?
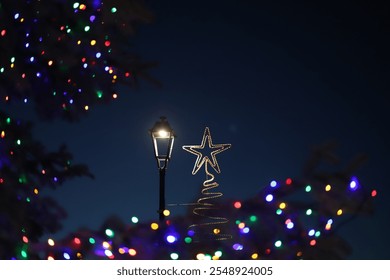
[0,0,153,259]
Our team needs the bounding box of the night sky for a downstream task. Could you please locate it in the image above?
[15,1,389,259]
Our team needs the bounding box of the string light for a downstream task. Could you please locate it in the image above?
[163,209,170,217]
[349,177,358,191]
[233,201,242,209]
[150,223,159,230]
[184,237,192,244]
[286,220,294,229]
[265,194,273,202]
[215,251,222,257]
[0,2,137,119]
[0,100,376,261]
[102,241,111,249]
[104,250,113,258]
[105,228,114,237]
[129,249,137,256]
[24,171,376,261]
[21,250,27,258]
[241,227,250,234]
[47,238,55,246]
[170,253,179,260]
[274,240,282,248]
[166,235,176,243]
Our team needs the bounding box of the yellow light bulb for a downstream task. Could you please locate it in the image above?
[158,130,168,137]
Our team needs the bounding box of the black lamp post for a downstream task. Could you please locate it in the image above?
[150,116,175,221]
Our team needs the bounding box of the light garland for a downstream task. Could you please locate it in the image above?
[0,0,149,120]
[24,173,376,260]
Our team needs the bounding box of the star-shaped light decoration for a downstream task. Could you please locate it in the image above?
[183,127,231,175]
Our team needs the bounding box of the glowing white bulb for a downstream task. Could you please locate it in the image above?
[265,194,273,202]
[158,130,168,137]
[166,235,176,243]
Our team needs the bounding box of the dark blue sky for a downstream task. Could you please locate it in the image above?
[26,1,389,259]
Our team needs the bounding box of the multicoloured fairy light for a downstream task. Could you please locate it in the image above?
[24,169,376,260]
[0,108,94,259]
[0,93,378,261]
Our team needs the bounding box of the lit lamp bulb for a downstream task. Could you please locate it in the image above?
[158,130,168,138]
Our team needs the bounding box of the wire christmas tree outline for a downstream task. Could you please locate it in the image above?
[182,127,232,240]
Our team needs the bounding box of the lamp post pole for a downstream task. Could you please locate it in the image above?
[159,168,166,221]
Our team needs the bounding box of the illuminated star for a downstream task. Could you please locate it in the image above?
[182,127,231,175]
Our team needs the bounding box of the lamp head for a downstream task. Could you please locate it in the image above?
[150,116,176,169]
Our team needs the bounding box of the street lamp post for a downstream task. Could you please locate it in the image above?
[150,116,175,221]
